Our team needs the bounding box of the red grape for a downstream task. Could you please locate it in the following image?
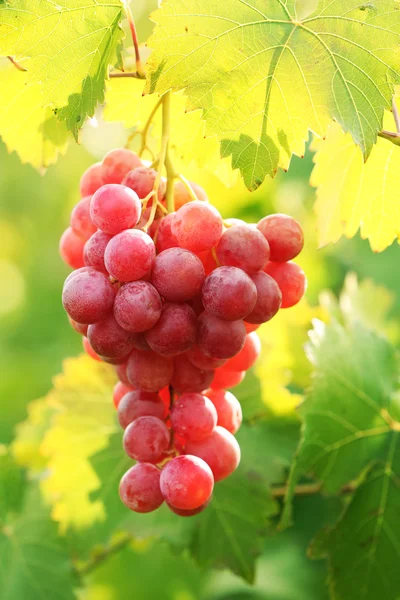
[171,354,214,394]
[105,229,155,282]
[210,367,245,389]
[225,332,261,371]
[70,196,97,241]
[62,269,115,324]
[152,248,205,302]
[245,271,282,324]
[59,227,85,269]
[102,148,142,184]
[173,180,208,209]
[160,455,214,510]
[131,332,152,352]
[115,361,129,385]
[186,345,226,370]
[118,390,166,429]
[171,393,217,441]
[167,500,209,516]
[80,162,105,197]
[196,249,217,276]
[82,336,102,361]
[216,225,270,274]
[114,281,162,333]
[119,463,164,513]
[64,266,95,286]
[127,349,173,392]
[201,266,257,321]
[113,381,134,409]
[257,214,304,262]
[84,231,113,273]
[146,303,197,357]
[153,213,179,253]
[172,201,223,252]
[90,184,141,234]
[186,426,240,481]
[87,314,135,360]
[68,315,88,336]
[244,321,260,333]
[123,416,170,463]
[122,167,166,201]
[206,389,242,434]
[264,261,307,308]
[197,311,246,359]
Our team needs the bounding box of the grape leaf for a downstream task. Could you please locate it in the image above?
[311,109,400,252]
[146,0,400,189]
[0,60,69,169]
[310,433,400,600]
[0,0,124,139]
[0,449,24,516]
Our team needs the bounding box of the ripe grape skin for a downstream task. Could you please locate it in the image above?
[123,416,170,463]
[245,271,282,324]
[201,266,257,321]
[196,249,218,276]
[225,332,261,371]
[171,354,214,394]
[90,184,141,235]
[115,361,129,385]
[152,248,205,302]
[80,162,105,197]
[127,349,173,392]
[119,463,164,513]
[264,261,307,308]
[160,455,214,510]
[62,269,115,324]
[206,389,242,434]
[257,214,304,262]
[171,393,217,441]
[102,148,142,184]
[172,201,223,252]
[216,225,270,274]
[197,311,246,359]
[87,314,136,360]
[68,315,88,336]
[173,180,208,209]
[167,500,209,517]
[64,266,95,286]
[153,213,179,253]
[146,303,197,357]
[131,332,152,352]
[82,336,102,361]
[118,390,166,429]
[186,426,241,481]
[59,227,85,269]
[244,321,260,334]
[187,345,226,371]
[114,281,162,333]
[104,229,155,282]
[122,167,166,201]
[113,381,134,409]
[210,367,245,390]
[84,230,113,273]
[70,196,97,241]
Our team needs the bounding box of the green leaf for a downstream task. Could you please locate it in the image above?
[310,432,400,600]
[147,0,400,189]
[0,449,24,517]
[0,0,124,139]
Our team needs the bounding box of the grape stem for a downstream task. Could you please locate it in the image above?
[7,55,27,72]
[177,174,198,201]
[109,71,145,79]
[137,97,163,157]
[123,1,145,79]
[271,481,355,499]
[74,533,131,577]
[393,96,400,134]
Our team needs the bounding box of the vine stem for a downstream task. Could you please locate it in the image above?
[75,534,131,577]
[123,1,145,78]
[393,97,400,134]
[7,56,27,72]
[137,97,163,157]
[109,71,144,80]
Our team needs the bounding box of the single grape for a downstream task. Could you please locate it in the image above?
[104,229,155,282]
[87,314,136,360]
[64,266,95,286]
[127,349,173,392]
[186,345,226,370]
[172,201,223,252]
[62,269,115,324]
[115,361,129,385]
[186,426,240,481]
[68,315,88,336]
[84,231,113,273]
[171,393,217,441]
[153,213,179,253]
[59,227,85,269]
[123,416,170,463]
[82,336,102,361]
[264,261,307,308]
[171,354,214,394]
[119,463,164,513]
[113,381,134,409]
[118,390,166,429]
[146,303,197,357]
[210,367,245,389]
[244,321,260,333]
[80,162,105,197]
[245,271,282,324]
[197,311,246,359]
[70,196,97,241]
[122,167,166,201]
[216,225,270,274]
[102,148,142,184]
[224,218,246,227]
[196,249,218,276]
[257,214,304,262]
[114,281,162,333]
[173,180,208,209]
[201,266,257,321]
[225,332,261,371]
[206,389,242,434]
[160,455,214,510]
[167,500,209,516]
[152,248,205,302]
[90,184,141,235]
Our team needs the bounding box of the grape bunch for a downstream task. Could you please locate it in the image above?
[60,148,306,516]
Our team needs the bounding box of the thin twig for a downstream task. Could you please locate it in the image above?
[123,2,145,78]
[392,97,400,134]
[7,56,27,72]
[378,129,400,146]
[138,97,163,156]
[177,173,198,201]
[75,534,131,577]
[109,71,145,80]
